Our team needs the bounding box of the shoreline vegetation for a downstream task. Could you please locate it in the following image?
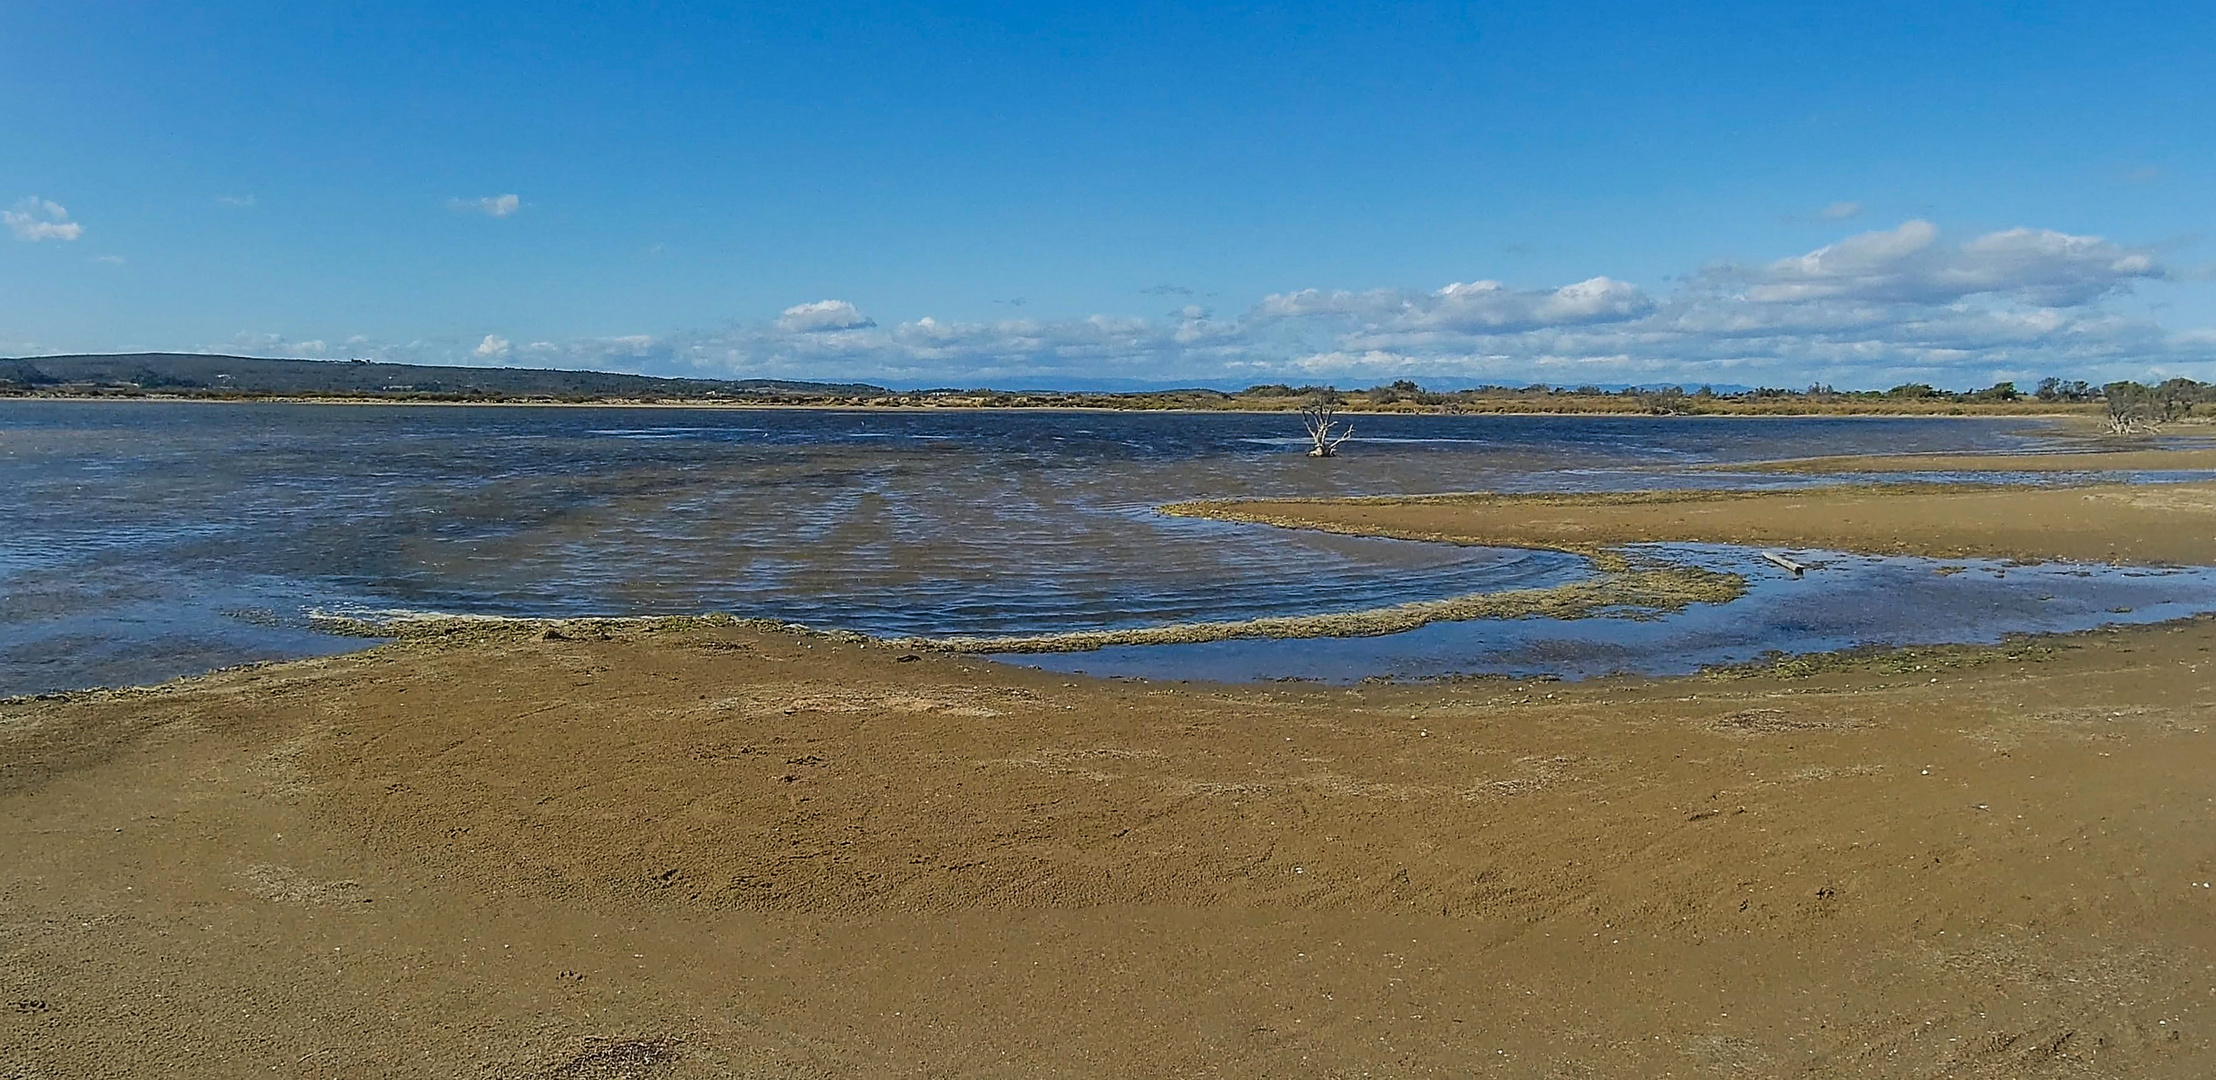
[10,449,2216,1074]
[7,351,2216,421]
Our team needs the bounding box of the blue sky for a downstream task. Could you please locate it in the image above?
[5,1,2214,389]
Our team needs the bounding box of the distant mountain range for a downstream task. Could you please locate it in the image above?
[0,353,890,399]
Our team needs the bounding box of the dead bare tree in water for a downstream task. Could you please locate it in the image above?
[1301,393,1354,457]
[2103,381,2166,435]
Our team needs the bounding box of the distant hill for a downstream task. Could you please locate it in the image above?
[0,353,889,399]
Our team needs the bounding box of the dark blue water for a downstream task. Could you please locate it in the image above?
[0,400,2195,694]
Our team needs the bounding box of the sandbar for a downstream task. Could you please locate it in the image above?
[1175,479,2216,566]
[1717,445,2216,475]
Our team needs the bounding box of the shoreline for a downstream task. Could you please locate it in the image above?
[10,594,2216,1074]
[297,561,1745,659]
[14,600,2203,702]
[0,390,2107,420]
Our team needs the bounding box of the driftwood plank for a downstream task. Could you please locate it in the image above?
[1760,551,1806,577]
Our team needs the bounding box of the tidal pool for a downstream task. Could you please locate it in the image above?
[1001,545,2216,684]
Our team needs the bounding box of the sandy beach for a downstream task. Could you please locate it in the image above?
[7,464,2216,1078]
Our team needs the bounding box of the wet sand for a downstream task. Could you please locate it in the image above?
[1179,479,2216,566]
[7,478,2216,1077]
[1718,446,2216,475]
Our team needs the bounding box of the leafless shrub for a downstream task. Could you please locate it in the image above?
[1301,392,1354,457]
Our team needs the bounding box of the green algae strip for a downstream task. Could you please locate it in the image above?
[305,560,1744,657]
[306,611,816,644]
[897,566,1742,654]
[1700,636,2064,681]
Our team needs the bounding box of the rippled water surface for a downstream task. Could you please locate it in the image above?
[1009,547,2216,683]
[0,400,2192,694]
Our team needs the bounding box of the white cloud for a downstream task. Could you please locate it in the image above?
[216,194,257,208]
[1819,201,1862,220]
[204,219,2212,390]
[1737,220,2162,307]
[777,299,877,333]
[1533,276,1654,323]
[474,334,512,359]
[450,194,521,217]
[1254,276,1654,334]
[5,197,83,242]
[90,254,125,265]
[1253,287,1388,319]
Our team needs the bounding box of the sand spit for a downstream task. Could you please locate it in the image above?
[1715,445,2216,475]
[1174,478,2216,567]
[904,565,1741,654]
[305,567,1747,657]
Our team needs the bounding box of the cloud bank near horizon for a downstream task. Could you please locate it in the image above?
[208,220,2211,390]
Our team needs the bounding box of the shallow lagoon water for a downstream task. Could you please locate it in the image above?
[1,400,2206,694]
[1003,546,2216,683]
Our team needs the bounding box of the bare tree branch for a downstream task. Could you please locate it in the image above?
[2104,381,2166,435]
[1301,392,1353,457]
